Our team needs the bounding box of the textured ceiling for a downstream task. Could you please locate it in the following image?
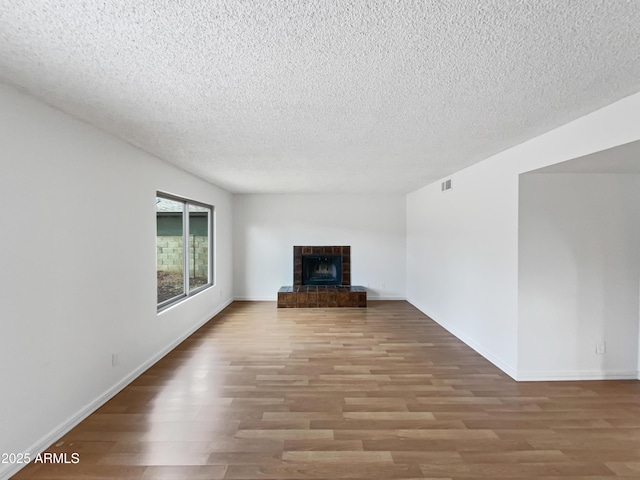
[1,1,639,193]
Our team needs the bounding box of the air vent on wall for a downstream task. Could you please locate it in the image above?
[441,179,452,191]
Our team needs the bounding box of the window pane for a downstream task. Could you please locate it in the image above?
[157,197,184,304]
[189,204,210,292]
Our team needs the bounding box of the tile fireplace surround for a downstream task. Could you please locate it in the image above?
[278,245,367,308]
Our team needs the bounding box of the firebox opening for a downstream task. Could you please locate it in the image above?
[302,255,342,286]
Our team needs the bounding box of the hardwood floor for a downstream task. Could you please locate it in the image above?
[13,301,640,479]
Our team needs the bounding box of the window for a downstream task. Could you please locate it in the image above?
[156,193,213,310]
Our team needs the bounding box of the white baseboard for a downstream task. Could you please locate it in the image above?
[1,298,234,480]
[406,299,518,380]
[233,296,276,301]
[516,370,639,381]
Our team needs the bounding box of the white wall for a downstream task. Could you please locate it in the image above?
[0,83,234,479]
[233,194,406,300]
[406,91,640,379]
[406,160,520,376]
[518,174,640,380]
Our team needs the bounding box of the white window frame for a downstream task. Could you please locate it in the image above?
[157,192,214,311]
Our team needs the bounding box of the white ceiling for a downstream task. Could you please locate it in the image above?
[1,1,639,194]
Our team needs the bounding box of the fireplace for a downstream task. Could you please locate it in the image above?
[293,246,350,286]
[279,246,365,308]
[302,255,342,285]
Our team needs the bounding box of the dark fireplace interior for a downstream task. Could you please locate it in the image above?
[293,246,351,287]
[302,255,342,286]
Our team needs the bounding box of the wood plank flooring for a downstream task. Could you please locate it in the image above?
[12,301,640,479]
